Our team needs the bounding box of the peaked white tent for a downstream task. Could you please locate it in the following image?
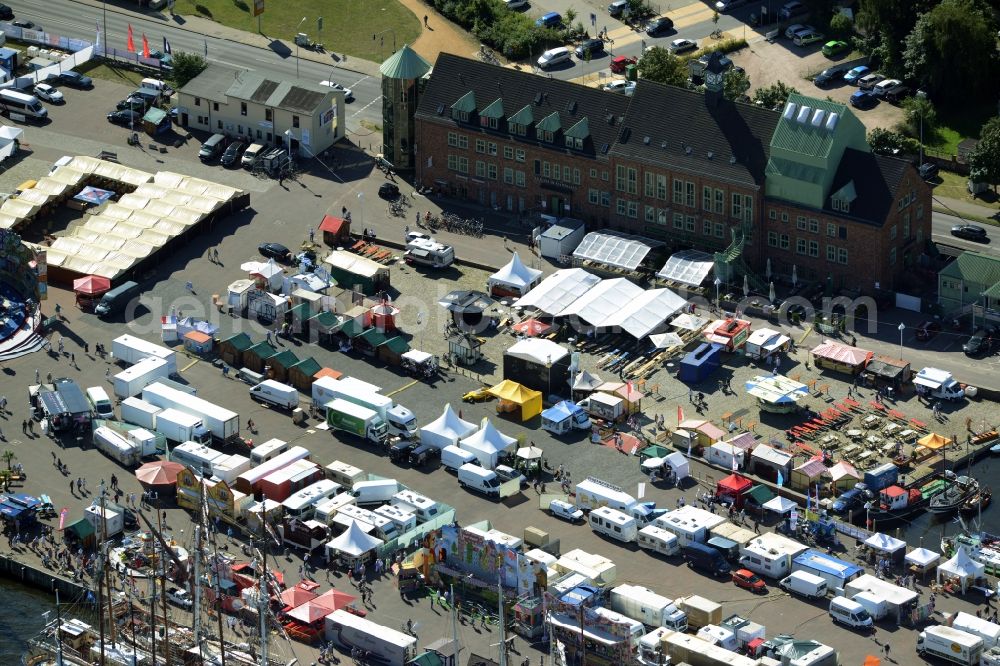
[419,404,478,449]
[572,370,603,393]
[515,268,601,315]
[905,547,941,570]
[762,496,797,514]
[488,252,543,296]
[325,520,384,562]
[865,532,907,557]
[937,547,985,592]
[460,418,518,469]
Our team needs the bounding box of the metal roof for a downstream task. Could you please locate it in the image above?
[939,250,1000,287]
[379,44,432,80]
[771,94,848,160]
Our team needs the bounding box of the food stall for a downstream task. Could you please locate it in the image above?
[72,275,111,312]
[702,318,752,353]
[810,340,873,375]
[400,349,439,378]
[744,375,809,414]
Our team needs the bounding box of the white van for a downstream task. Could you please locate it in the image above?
[441,444,476,472]
[351,479,400,506]
[241,142,267,168]
[537,47,571,69]
[86,386,115,419]
[457,463,501,498]
[549,499,584,523]
[589,506,638,543]
[139,78,171,95]
[779,571,828,599]
[249,380,299,410]
[636,524,679,556]
[829,596,873,629]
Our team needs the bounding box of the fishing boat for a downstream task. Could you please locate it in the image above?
[960,485,993,516]
[863,475,948,528]
[929,475,980,515]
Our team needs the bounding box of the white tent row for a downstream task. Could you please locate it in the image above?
[516,268,602,315]
[419,404,478,449]
[460,418,517,469]
[559,277,644,324]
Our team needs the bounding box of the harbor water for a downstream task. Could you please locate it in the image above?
[0,580,56,662]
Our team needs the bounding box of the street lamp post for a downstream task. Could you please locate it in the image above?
[714,277,722,311]
[897,322,905,360]
[284,129,294,160]
[295,16,307,78]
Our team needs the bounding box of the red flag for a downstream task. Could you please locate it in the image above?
[59,507,69,530]
[127,24,135,52]
[677,405,684,425]
[142,34,150,58]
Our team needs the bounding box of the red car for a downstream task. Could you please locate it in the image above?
[915,320,942,341]
[732,568,767,593]
[610,55,637,74]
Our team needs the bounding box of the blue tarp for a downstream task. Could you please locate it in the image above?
[541,400,584,422]
[73,186,114,205]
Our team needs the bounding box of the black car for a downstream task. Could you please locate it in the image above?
[107,110,141,126]
[56,71,94,89]
[575,38,605,59]
[220,141,247,168]
[389,439,416,463]
[963,329,994,357]
[814,67,845,88]
[951,224,988,242]
[116,96,150,111]
[646,16,674,35]
[0,4,14,20]
[378,182,400,199]
[258,242,291,262]
[12,19,37,29]
[122,508,140,531]
[918,162,939,181]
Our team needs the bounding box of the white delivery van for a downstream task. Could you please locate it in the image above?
[589,506,638,543]
[249,380,299,410]
[851,590,887,621]
[636,524,680,556]
[351,479,400,506]
[828,597,873,629]
[779,571,828,599]
[241,142,266,168]
[139,77,171,94]
[441,444,476,472]
[548,499,584,523]
[457,463,501,498]
[86,386,115,419]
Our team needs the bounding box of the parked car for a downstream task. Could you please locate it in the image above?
[732,568,768,593]
[462,387,494,403]
[919,162,940,181]
[220,141,247,168]
[258,242,291,262]
[535,11,561,27]
[116,96,150,111]
[537,46,571,69]
[504,0,529,9]
[784,24,813,39]
[495,464,528,487]
[872,78,902,98]
[575,39,605,59]
[107,110,141,126]
[12,19,38,29]
[319,80,354,101]
[850,90,877,109]
[814,67,845,87]
[843,65,870,84]
[794,30,825,46]
[608,0,629,17]
[166,587,193,610]
[378,182,400,199]
[669,38,697,53]
[609,55,637,73]
[0,4,14,20]
[715,0,747,10]
[603,79,636,95]
[964,329,994,357]
[33,83,63,104]
[54,71,93,89]
[549,499,584,523]
[951,223,987,241]
[779,0,805,19]
[858,73,883,90]
[821,40,848,57]
[915,320,942,341]
[645,16,674,35]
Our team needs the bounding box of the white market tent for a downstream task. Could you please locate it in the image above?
[865,532,907,556]
[937,547,985,592]
[506,337,570,365]
[762,496,797,514]
[558,277,644,325]
[649,332,684,350]
[905,547,941,569]
[664,451,690,480]
[745,375,809,406]
[515,268,602,315]
[670,313,709,332]
[488,252,542,296]
[326,519,383,560]
[460,418,517,469]
[419,404,478,449]
[606,288,688,339]
[572,370,603,393]
[572,232,655,271]
[656,249,716,287]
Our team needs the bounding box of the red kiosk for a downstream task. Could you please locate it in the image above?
[716,473,754,508]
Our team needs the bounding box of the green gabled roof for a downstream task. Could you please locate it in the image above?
[452,90,476,113]
[340,319,367,338]
[939,251,1000,287]
[358,328,388,346]
[222,332,253,352]
[247,341,278,359]
[984,282,1000,300]
[536,111,561,132]
[746,484,775,504]
[480,98,504,119]
[310,311,341,330]
[269,349,300,369]
[508,104,533,126]
[564,117,589,140]
[288,356,321,377]
[289,302,312,319]
[380,336,410,353]
[770,94,849,159]
[378,44,432,80]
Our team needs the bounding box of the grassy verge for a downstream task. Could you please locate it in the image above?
[74,61,147,88]
[171,0,420,62]
[925,101,994,157]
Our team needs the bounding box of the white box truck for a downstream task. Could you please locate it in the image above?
[155,407,211,444]
[127,428,159,456]
[93,426,142,467]
[949,612,1000,649]
[609,584,688,632]
[917,625,983,665]
[326,381,417,439]
[313,376,382,407]
[249,380,299,410]
[120,397,161,430]
[325,398,388,445]
[113,356,171,399]
[111,334,177,373]
[143,382,239,443]
[324,609,416,666]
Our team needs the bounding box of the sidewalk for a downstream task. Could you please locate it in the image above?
[935,195,1000,224]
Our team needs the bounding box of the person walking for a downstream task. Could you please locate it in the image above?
[423,14,429,26]
[58,338,64,354]
[35,369,40,383]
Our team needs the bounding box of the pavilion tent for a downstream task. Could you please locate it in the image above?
[515,268,601,315]
[572,232,655,271]
[326,520,383,562]
[670,313,709,331]
[418,404,478,449]
[656,249,716,287]
[459,418,517,469]
[572,370,603,395]
[286,599,333,625]
[541,401,587,435]
[557,277,644,326]
[280,585,318,612]
[762,496,798,514]
[663,452,689,480]
[487,379,543,421]
[937,547,985,592]
[311,588,358,613]
[905,548,941,576]
[716,473,753,507]
[865,532,907,563]
[649,332,684,350]
[488,252,542,296]
[605,288,688,339]
[916,433,952,451]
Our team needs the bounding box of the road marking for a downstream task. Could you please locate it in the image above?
[181,358,198,372]
[385,380,419,397]
[350,95,382,119]
[797,325,813,346]
[349,75,370,87]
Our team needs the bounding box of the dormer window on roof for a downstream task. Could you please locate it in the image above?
[563,117,590,150]
[451,90,476,122]
[536,111,561,143]
[831,179,857,214]
[479,98,504,130]
[507,104,533,138]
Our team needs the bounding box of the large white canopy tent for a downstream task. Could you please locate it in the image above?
[937,547,985,592]
[515,268,602,315]
[418,404,478,449]
[656,249,716,287]
[488,252,543,296]
[460,418,517,469]
[325,520,383,561]
[558,277,644,324]
[606,288,688,339]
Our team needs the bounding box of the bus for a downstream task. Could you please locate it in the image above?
[281,479,341,520]
[0,89,47,119]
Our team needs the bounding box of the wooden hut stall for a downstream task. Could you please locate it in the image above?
[790,457,832,493]
[318,214,351,246]
[378,337,410,366]
[243,341,278,374]
[355,328,388,357]
[287,357,321,393]
[267,350,300,383]
[309,311,343,346]
[810,340,873,376]
[183,330,213,356]
[862,355,912,392]
[219,332,253,367]
[285,301,314,338]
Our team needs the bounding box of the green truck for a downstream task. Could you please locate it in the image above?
[326,397,389,445]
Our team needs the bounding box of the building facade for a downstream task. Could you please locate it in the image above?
[414,55,931,292]
[178,64,345,157]
[379,45,432,172]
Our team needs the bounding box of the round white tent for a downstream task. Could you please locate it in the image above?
[937,546,986,592]
[459,418,517,469]
[418,404,478,449]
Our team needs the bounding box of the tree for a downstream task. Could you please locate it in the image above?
[828,12,853,38]
[169,52,208,89]
[723,69,750,101]
[867,128,916,156]
[752,81,797,111]
[900,94,936,140]
[968,117,1000,191]
[902,0,1000,103]
[637,47,689,88]
[1,450,14,471]
[856,0,935,75]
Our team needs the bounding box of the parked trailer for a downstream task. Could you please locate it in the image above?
[326,380,417,439]
[234,445,311,496]
[119,397,161,430]
[609,583,688,632]
[113,356,171,399]
[155,408,211,445]
[111,334,177,373]
[93,426,142,467]
[326,398,389,445]
[143,382,239,443]
[323,609,417,666]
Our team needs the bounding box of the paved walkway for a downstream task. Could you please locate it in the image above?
[935,194,1000,223]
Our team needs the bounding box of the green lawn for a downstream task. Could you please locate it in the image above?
[74,61,147,87]
[172,0,420,62]
[926,101,994,156]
